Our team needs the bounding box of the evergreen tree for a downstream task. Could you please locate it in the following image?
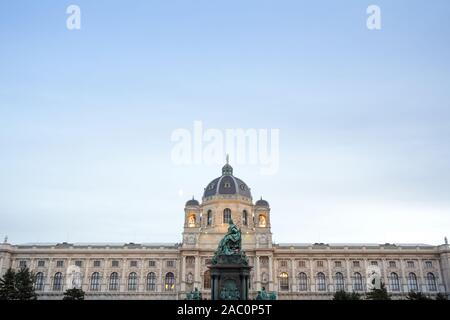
[63,288,85,300]
[15,268,37,300]
[333,290,360,300]
[406,291,431,300]
[0,268,17,300]
[435,292,448,300]
[366,282,391,300]
[0,267,36,300]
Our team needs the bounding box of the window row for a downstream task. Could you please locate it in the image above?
[200,209,267,227]
[36,272,177,292]
[276,272,438,292]
[23,260,172,269]
[278,260,436,269]
[35,271,438,293]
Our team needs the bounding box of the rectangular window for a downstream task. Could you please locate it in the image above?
[19,260,27,268]
[407,261,415,268]
[389,261,396,268]
[166,260,175,268]
[317,261,324,268]
[280,260,288,267]
[112,260,119,268]
[37,260,45,267]
[205,259,212,265]
[425,261,432,268]
[75,260,83,267]
[260,257,269,266]
[93,260,101,267]
[353,261,360,268]
[186,257,195,266]
[149,260,156,267]
[130,260,138,267]
[56,260,64,268]
[298,260,306,268]
[371,261,378,266]
[334,261,342,268]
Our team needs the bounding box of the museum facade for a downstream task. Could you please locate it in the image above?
[1,161,449,299]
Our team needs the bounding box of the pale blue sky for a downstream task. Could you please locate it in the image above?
[0,0,449,244]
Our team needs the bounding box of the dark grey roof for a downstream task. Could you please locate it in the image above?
[255,198,269,207]
[203,164,252,199]
[185,198,199,206]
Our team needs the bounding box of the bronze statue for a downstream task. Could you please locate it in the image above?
[211,219,248,265]
[216,219,241,254]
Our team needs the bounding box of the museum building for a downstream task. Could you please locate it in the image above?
[1,161,449,299]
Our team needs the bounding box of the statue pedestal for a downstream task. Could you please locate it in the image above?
[209,260,252,300]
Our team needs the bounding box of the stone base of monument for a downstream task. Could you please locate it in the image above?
[208,256,252,300]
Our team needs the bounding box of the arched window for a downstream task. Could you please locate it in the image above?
[35,272,44,291]
[316,272,326,291]
[408,272,418,291]
[279,272,289,291]
[128,272,138,291]
[188,214,196,227]
[53,272,62,291]
[389,272,400,291]
[90,272,100,291]
[165,272,175,291]
[243,210,248,226]
[223,209,231,224]
[298,272,308,291]
[258,214,267,227]
[109,272,119,291]
[207,210,212,226]
[353,272,363,291]
[335,272,345,291]
[426,273,437,291]
[204,270,211,289]
[147,272,156,291]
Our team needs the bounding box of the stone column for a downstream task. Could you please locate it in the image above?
[363,258,368,293]
[434,258,445,292]
[418,259,425,292]
[290,258,295,292]
[273,258,278,292]
[345,259,351,292]
[46,258,54,293]
[140,258,145,293]
[438,245,450,295]
[84,259,90,293]
[122,258,127,292]
[381,259,388,290]
[181,256,186,292]
[255,255,260,291]
[194,256,200,289]
[268,256,273,291]
[309,259,314,292]
[212,274,220,300]
[211,274,215,299]
[400,259,406,293]
[327,259,332,292]
[240,275,246,299]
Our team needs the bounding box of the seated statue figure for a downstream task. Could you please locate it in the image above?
[186,287,202,300]
[217,219,241,255]
[256,286,277,300]
[212,218,249,265]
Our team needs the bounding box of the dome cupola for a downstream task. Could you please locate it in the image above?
[203,156,252,201]
[185,196,199,207]
[255,197,269,207]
